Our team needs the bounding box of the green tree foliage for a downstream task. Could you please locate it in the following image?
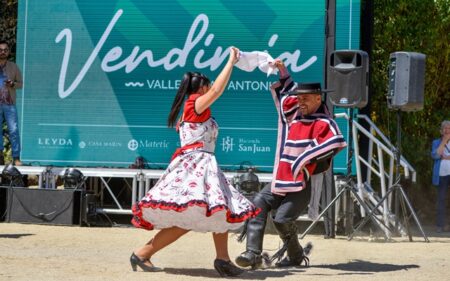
[371,0,449,217]
[0,0,18,58]
[0,0,18,161]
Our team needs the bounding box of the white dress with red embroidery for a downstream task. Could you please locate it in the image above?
[132,94,259,233]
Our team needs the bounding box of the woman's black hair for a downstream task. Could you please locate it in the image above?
[167,72,210,127]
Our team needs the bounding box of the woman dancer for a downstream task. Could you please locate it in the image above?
[130,47,259,277]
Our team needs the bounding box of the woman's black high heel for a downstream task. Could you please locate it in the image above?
[130,253,163,272]
[214,259,244,277]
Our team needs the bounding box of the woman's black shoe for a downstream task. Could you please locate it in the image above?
[130,253,163,272]
[214,259,244,277]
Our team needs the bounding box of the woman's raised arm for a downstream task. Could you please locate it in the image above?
[195,47,240,114]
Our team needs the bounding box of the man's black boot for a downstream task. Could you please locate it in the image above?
[273,221,310,267]
[275,242,312,267]
[235,216,266,269]
[235,250,262,269]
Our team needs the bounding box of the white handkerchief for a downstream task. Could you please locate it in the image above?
[235,51,278,77]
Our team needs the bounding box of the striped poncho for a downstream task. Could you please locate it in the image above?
[270,73,347,195]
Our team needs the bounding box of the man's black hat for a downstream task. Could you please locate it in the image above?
[287,82,333,95]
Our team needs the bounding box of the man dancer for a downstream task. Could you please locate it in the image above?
[236,59,347,268]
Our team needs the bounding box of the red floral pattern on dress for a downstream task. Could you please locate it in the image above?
[132,95,260,232]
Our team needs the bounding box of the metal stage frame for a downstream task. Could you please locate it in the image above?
[2,166,273,215]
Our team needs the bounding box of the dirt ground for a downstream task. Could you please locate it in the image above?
[1,221,449,281]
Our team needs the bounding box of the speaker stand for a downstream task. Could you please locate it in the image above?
[299,108,391,240]
[348,111,429,242]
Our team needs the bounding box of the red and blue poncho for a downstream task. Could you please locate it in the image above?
[270,74,347,195]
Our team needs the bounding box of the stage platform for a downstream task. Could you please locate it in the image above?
[0,165,273,215]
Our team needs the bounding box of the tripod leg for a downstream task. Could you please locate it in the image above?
[322,170,335,238]
[397,185,429,242]
[343,188,354,236]
[348,185,397,241]
[348,186,391,241]
[398,189,412,241]
[299,185,347,240]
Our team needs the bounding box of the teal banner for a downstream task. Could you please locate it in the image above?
[17,0,360,171]
[334,0,361,175]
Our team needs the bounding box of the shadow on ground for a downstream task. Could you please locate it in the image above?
[161,260,419,279]
[0,233,34,239]
[313,259,419,274]
[163,267,306,279]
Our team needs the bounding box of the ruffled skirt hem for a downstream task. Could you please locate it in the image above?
[131,200,260,233]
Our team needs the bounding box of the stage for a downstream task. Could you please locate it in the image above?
[0,165,273,217]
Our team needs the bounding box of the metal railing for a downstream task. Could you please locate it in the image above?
[335,113,416,236]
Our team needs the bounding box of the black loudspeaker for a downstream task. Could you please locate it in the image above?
[328,50,369,108]
[387,52,426,112]
[80,193,99,226]
[0,186,7,221]
[6,187,82,225]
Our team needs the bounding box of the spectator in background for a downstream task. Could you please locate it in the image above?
[431,120,450,232]
[0,40,22,166]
